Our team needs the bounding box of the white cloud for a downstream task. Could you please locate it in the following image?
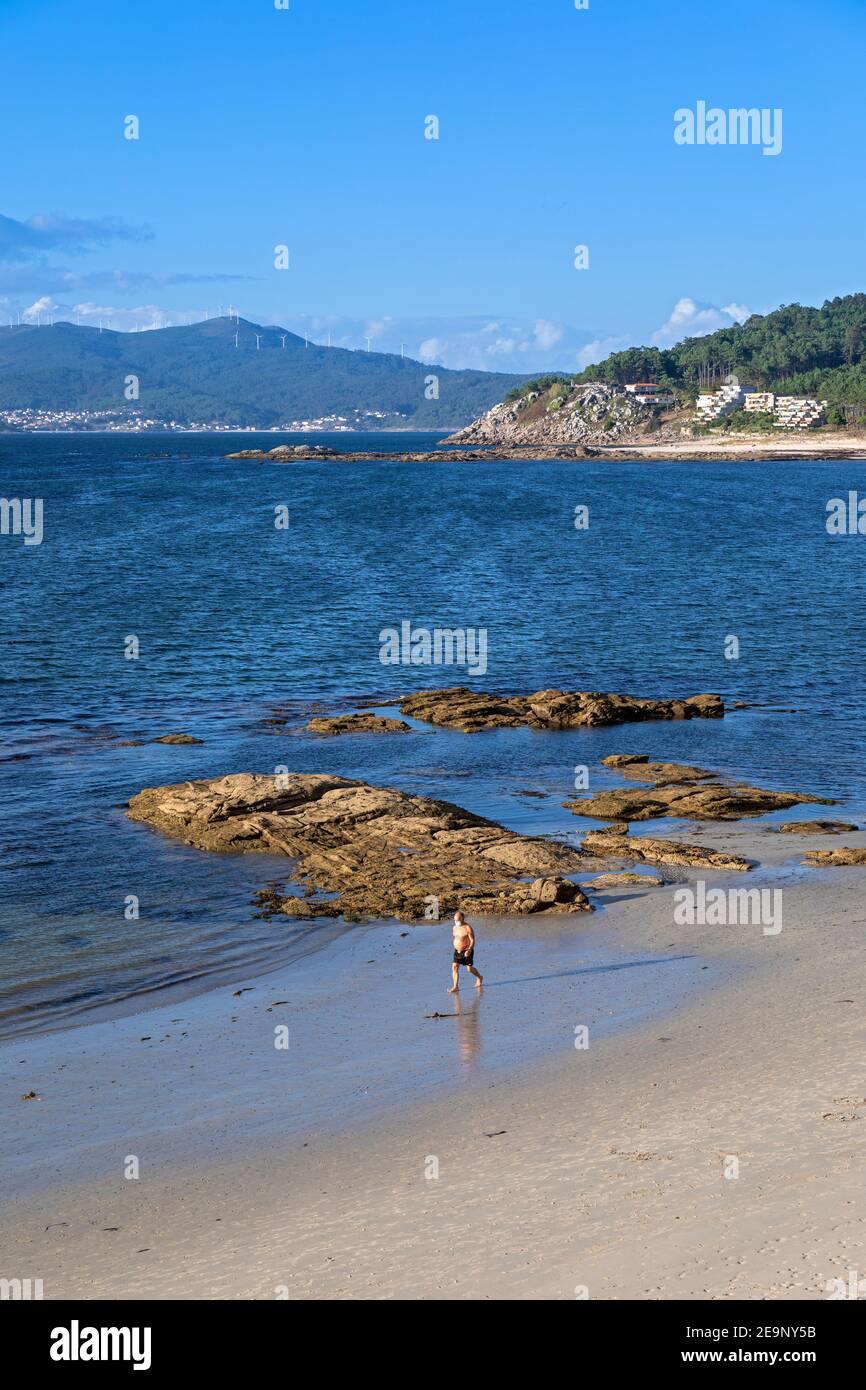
[576,335,630,368]
[7,294,234,332]
[278,314,596,372]
[417,334,448,362]
[651,297,750,347]
[71,303,199,330]
[532,318,565,352]
[22,295,57,322]
[415,320,541,370]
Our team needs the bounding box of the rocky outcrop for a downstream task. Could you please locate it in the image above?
[442,381,685,449]
[802,847,866,867]
[306,712,411,736]
[153,733,203,745]
[567,756,832,822]
[581,828,751,872]
[775,820,858,834]
[399,687,723,733]
[226,446,515,463]
[579,872,664,889]
[224,438,866,466]
[228,444,344,460]
[126,772,592,922]
[600,756,711,783]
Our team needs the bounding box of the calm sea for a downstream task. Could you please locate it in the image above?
[2,431,865,1035]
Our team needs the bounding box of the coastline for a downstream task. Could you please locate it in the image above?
[3,818,866,1299]
[226,432,866,463]
[6,0,866,1325]
[5,431,866,1301]
[583,434,866,462]
[6,426,866,460]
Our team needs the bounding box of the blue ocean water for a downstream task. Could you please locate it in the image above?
[2,431,865,1035]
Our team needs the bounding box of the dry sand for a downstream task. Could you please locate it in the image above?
[2,821,866,1300]
[592,432,866,462]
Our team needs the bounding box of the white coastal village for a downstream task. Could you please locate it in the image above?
[0,384,829,433]
[0,405,405,432]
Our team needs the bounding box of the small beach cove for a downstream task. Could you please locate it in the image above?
[2,829,864,1299]
[3,435,866,1034]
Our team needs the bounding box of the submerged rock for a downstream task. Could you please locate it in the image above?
[153,733,203,745]
[399,687,723,733]
[126,772,593,922]
[581,828,751,872]
[775,820,858,834]
[306,712,411,736]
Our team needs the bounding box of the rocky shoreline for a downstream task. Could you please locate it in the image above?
[225,436,866,464]
[124,750,850,926]
[122,688,864,926]
[127,772,594,922]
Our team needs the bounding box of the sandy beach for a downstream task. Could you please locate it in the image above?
[591,433,866,463]
[227,432,866,464]
[7,0,866,1337]
[3,817,865,1301]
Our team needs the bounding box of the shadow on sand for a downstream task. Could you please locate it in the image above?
[484,954,694,988]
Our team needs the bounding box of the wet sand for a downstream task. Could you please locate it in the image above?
[2,819,866,1299]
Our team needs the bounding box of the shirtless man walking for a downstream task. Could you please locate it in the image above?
[449,909,483,992]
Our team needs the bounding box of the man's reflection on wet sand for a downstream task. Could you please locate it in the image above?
[452,992,482,1068]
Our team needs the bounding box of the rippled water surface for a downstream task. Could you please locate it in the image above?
[2,432,865,1033]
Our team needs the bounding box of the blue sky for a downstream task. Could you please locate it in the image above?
[0,0,863,371]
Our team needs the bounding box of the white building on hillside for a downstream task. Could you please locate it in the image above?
[695,378,747,422]
[743,392,827,427]
[624,382,675,404]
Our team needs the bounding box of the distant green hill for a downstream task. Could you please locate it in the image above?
[0,316,525,428]
[574,294,866,412]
